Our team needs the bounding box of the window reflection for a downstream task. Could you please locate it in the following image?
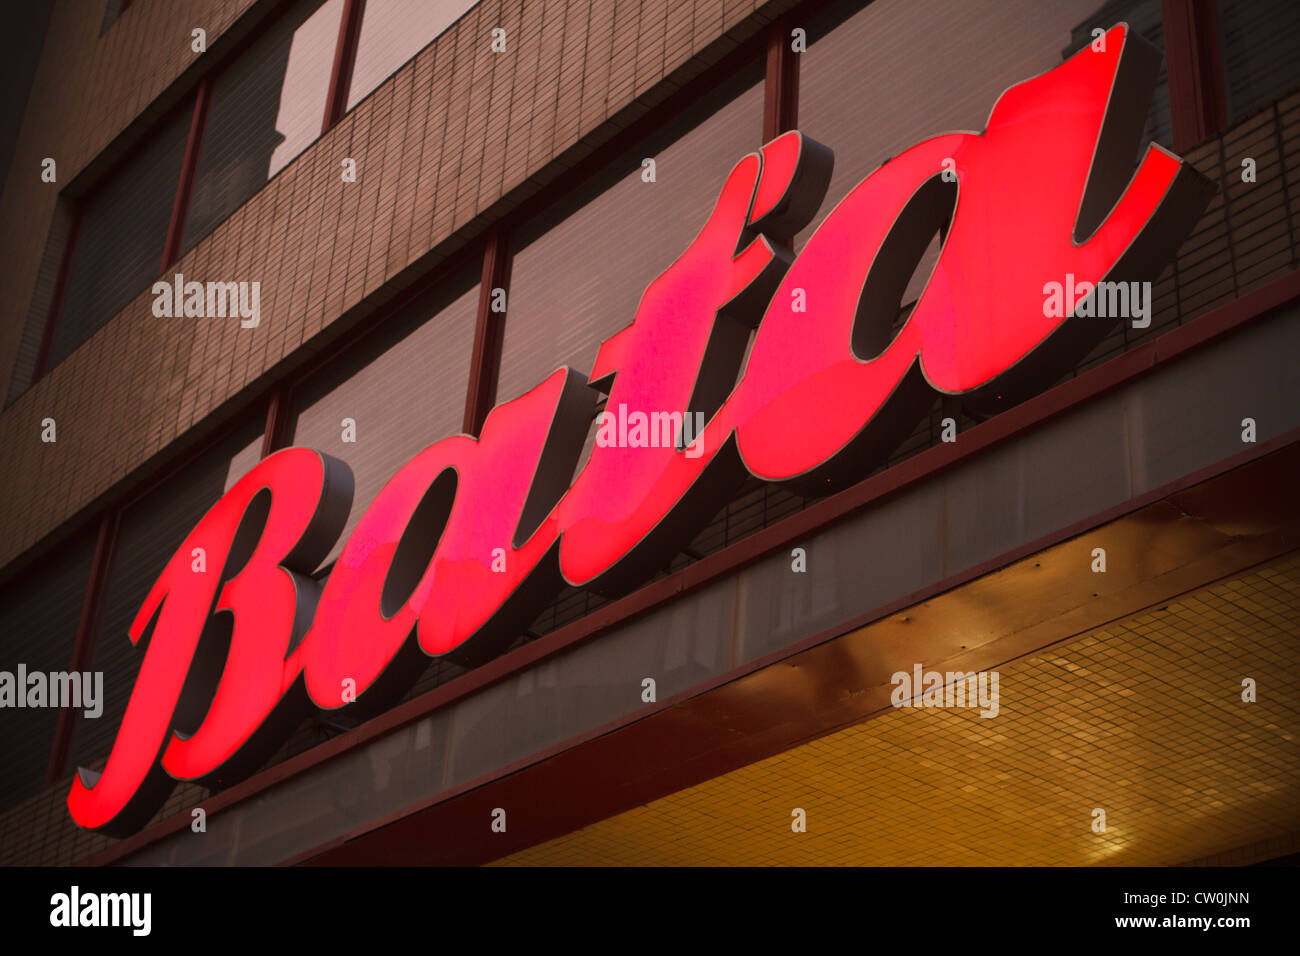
[182,0,343,255]
[289,266,479,568]
[797,0,1115,305]
[269,0,346,177]
[1218,0,1300,126]
[347,0,478,110]
[497,67,763,407]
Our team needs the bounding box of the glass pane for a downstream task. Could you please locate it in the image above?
[7,203,75,403]
[1066,0,1171,154]
[181,0,344,254]
[289,265,479,568]
[67,419,265,771]
[497,64,764,406]
[0,531,97,809]
[100,0,128,34]
[796,0,1132,302]
[51,101,191,370]
[1218,0,1300,126]
[224,429,266,492]
[347,0,478,110]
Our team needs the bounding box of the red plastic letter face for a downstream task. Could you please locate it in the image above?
[556,132,833,589]
[732,24,1212,483]
[299,367,594,713]
[67,449,351,835]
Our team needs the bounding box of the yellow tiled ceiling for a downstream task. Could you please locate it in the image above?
[494,552,1300,866]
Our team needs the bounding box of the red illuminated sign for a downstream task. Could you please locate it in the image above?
[70,25,1211,835]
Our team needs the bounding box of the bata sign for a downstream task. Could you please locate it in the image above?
[71,26,1210,835]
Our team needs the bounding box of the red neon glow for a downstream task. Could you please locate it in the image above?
[298,366,587,709]
[69,25,1208,836]
[68,449,341,831]
[555,146,789,586]
[733,32,1183,479]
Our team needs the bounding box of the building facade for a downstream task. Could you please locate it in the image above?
[0,0,1298,866]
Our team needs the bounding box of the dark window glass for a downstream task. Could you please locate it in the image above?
[497,63,764,406]
[346,0,478,110]
[1218,0,1300,126]
[67,421,264,771]
[289,265,479,567]
[0,531,97,811]
[181,0,343,255]
[797,0,1156,302]
[6,202,75,404]
[50,101,191,371]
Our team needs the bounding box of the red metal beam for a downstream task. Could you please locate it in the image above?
[46,512,119,785]
[322,0,366,132]
[1163,0,1227,152]
[160,77,213,272]
[463,230,511,436]
[79,267,1300,865]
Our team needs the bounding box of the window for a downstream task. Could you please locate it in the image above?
[17,0,486,393]
[796,0,1146,303]
[1067,0,1171,154]
[67,420,264,771]
[289,265,479,568]
[48,101,191,371]
[1218,0,1300,126]
[6,204,75,404]
[0,531,97,811]
[496,63,764,407]
[181,0,345,255]
[100,0,131,35]
[346,0,479,111]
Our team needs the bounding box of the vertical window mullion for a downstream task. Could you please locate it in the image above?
[260,386,292,458]
[763,16,800,250]
[160,77,213,272]
[762,17,799,143]
[1162,0,1227,151]
[463,230,512,437]
[45,512,120,785]
[323,0,367,133]
[32,203,83,382]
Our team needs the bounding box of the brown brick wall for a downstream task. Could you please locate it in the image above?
[0,0,793,578]
[0,0,264,400]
